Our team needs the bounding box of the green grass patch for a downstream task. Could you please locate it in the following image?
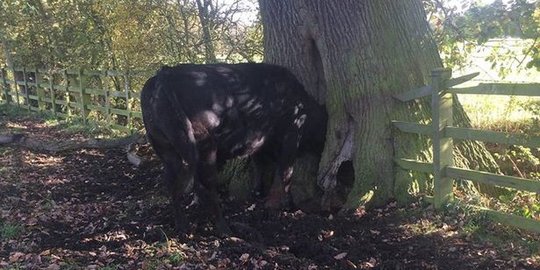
[0,103,40,118]
[167,252,185,265]
[0,103,131,138]
[0,221,23,240]
[442,200,540,253]
[52,118,126,138]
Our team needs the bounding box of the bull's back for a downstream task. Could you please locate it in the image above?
[141,63,326,159]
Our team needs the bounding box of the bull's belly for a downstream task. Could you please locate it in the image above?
[213,127,269,159]
[188,103,277,160]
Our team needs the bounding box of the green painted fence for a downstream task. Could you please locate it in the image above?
[393,68,540,233]
[0,66,153,132]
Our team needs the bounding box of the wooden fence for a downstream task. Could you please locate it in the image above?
[393,68,540,233]
[0,66,153,132]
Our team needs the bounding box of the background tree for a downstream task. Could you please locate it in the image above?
[0,0,262,69]
[259,0,501,210]
[426,0,540,75]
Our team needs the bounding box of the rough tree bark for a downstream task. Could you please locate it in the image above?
[259,0,500,210]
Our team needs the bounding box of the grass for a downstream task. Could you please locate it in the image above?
[46,117,126,138]
[439,200,540,254]
[459,95,540,132]
[454,38,540,132]
[167,252,186,265]
[0,103,129,138]
[0,221,23,240]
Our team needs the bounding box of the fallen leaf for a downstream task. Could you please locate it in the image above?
[9,252,25,263]
[334,252,348,260]
[239,253,250,262]
[367,257,377,267]
[345,259,357,269]
[46,263,61,270]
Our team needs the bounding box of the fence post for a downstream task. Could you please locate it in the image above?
[1,67,10,104]
[11,66,20,108]
[432,68,454,209]
[63,69,72,117]
[49,69,57,117]
[23,67,31,110]
[78,68,90,124]
[124,70,132,132]
[102,70,111,126]
[35,68,45,111]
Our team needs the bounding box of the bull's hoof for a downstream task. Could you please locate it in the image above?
[264,196,282,209]
[174,218,190,235]
[264,195,293,210]
[215,219,233,237]
[230,222,264,244]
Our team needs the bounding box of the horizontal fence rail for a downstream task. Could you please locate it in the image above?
[0,66,153,132]
[393,122,540,149]
[445,167,540,194]
[449,83,540,96]
[393,68,540,233]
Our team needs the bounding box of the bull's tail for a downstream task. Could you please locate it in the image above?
[153,67,199,168]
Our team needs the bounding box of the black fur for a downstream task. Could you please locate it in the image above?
[141,63,327,234]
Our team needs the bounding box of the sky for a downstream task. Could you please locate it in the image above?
[446,0,499,12]
[226,0,506,24]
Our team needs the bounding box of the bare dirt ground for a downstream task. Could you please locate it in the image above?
[1,108,539,269]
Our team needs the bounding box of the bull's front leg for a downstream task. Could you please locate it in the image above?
[249,152,274,198]
[265,110,307,209]
[196,139,232,236]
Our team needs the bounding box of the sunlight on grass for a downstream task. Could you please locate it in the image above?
[43,118,61,127]
[138,235,188,269]
[451,38,540,131]
[1,103,130,138]
[459,95,540,130]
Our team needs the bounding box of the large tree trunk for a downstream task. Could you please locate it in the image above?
[259,0,500,210]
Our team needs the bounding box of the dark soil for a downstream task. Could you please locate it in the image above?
[1,109,539,269]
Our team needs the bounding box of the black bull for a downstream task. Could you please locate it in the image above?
[141,63,327,234]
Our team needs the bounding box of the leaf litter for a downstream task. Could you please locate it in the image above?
[1,112,539,269]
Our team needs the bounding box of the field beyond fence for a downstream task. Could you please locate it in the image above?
[394,68,540,233]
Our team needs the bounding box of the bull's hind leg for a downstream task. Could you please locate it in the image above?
[196,139,232,236]
[163,156,196,233]
[147,134,196,233]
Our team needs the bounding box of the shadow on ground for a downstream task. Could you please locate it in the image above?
[0,110,538,269]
